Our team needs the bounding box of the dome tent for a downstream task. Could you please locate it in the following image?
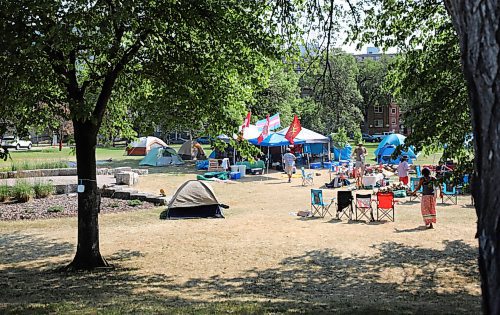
[160,180,225,219]
[126,136,167,156]
[376,145,415,164]
[374,134,417,159]
[332,144,352,161]
[139,146,184,166]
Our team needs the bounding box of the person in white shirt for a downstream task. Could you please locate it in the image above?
[397,156,410,185]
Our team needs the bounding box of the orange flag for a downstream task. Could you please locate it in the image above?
[285,115,302,144]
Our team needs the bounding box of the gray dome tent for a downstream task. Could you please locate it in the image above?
[160,180,226,219]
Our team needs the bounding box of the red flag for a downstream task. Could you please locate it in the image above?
[257,114,270,144]
[241,111,251,129]
[285,115,302,144]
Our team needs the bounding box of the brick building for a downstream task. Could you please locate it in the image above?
[364,102,402,135]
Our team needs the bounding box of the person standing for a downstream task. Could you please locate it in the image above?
[352,143,367,188]
[283,148,296,183]
[412,168,442,229]
[397,156,410,185]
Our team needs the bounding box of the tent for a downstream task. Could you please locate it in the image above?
[248,133,305,146]
[177,140,206,160]
[277,127,329,143]
[160,180,225,219]
[376,145,415,164]
[139,146,184,166]
[127,136,167,156]
[374,134,416,158]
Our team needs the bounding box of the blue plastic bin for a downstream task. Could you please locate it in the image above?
[230,172,241,180]
[310,162,322,169]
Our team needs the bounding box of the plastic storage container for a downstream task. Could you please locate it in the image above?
[238,164,247,177]
[230,171,241,180]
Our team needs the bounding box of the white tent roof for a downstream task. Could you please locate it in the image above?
[277,127,329,144]
[238,124,261,140]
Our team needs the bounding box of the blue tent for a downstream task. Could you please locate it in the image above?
[376,145,415,164]
[331,144,352,160]
[248,133,305,147]
[374,134,417,159]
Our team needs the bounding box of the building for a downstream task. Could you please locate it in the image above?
[353,47,396,62]
[364,102,401,135]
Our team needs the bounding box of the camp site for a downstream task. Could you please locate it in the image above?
[1,2,498,315]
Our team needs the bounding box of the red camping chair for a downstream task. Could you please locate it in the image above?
[376,192,395,222]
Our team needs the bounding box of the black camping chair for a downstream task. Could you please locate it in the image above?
[336,190,353,220]
[355,194,375,222]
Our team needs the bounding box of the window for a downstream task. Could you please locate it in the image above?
[374,119,383,127]
[391,108,397,114]
[374,105,383,113]
[391,118,397,125]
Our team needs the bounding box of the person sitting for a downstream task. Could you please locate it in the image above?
[435,160,452,179]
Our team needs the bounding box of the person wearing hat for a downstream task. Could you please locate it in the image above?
[397,156,410,185]
[352,142,367,188]
[282,147,296,183]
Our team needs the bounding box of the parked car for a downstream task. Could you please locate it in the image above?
[196,136,213,144]
[362,133,378,143]
[1,136,32,150]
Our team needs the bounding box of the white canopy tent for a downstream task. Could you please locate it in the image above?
[277,127,331,163]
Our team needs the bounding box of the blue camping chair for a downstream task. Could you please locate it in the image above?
[442,182,458,205]
[409,177,422,201]
[310,189,335,217]
[301,167,314,186]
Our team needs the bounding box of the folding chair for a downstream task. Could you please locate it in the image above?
[415,165,422,178]
[355,194,375,222]
[336,190,353,220]
[409,177,422,201]
[208,159,223,172]
[442,182,458,205]
[376,191,395,221]
[301,167,314,186]
[310,189,335,217]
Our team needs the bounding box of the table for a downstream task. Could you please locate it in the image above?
[362,173,384,187]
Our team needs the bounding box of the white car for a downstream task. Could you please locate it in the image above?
[1,136,32,150]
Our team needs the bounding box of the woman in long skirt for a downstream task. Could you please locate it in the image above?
[412,168,441,229]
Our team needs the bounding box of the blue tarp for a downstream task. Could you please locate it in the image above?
[374,134,417,159]
[248,133,306,147]
[332,144,352,160]
[304,143,327,155]
[376,145,415,164]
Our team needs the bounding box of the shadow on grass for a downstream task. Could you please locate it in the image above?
[0,235,480,314]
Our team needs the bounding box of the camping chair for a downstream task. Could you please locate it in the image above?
[415,165,422,177]
[310,189,335,217]
[355,194,375,222]
[442,182,458,205]
[301,167,314,186]
[336,190,353,220]
[208,159,223,172]
[409,177,422,201]
[376,191,395,221]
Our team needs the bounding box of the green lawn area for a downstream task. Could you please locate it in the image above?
[356,142,442,166]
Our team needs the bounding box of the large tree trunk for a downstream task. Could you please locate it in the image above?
[444,1,500,314]
[67,119,108,270]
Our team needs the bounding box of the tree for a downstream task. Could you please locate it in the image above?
[0,0,281,269]
[443,2,500,313]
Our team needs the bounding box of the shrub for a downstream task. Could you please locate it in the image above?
[33,182,54,198]
[0,184,11,202]
[47,205,64,213]
[12,180,34,202]
[127,199,143,207]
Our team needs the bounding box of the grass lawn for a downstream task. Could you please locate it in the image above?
[359,142,442,166]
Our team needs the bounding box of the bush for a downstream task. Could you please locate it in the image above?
[0,184,11,202]
[353,129,363,145]
[33,182,54,198]
[47,205,64,213]
[127,199,143,207]
[12,180,34,202]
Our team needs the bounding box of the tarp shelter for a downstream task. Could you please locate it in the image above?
[376,145,415,164]
[177,140,206,160]
[332,144,352,161]
[160,180,225,219]
[127,136,167,156]
[139,146,184,166]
